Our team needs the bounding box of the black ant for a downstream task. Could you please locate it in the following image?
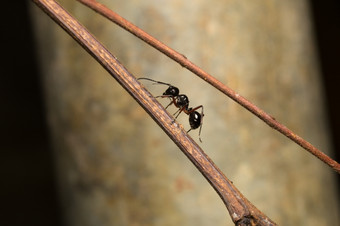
[138,78,204,142]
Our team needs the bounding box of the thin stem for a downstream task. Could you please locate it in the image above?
[32,0,277,224]
[76,0,340,174]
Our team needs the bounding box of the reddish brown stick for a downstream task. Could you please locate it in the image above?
[77,0,340,174]
[32,0,277,224]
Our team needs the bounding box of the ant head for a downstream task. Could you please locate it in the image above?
[163,86,179,97]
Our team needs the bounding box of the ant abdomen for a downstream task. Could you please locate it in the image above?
[189,111,202,130]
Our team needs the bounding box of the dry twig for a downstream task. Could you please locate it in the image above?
[77,0,340,174]
[32,0,277,224]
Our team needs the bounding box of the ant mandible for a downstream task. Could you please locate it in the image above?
[138,78,204,142]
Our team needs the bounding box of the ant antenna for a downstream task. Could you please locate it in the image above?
[138,77,172,87]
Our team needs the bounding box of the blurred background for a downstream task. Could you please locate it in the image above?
[1,0,339,225]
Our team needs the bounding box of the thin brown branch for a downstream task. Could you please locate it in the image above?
[77,0,340,174]
[32,0,277,224]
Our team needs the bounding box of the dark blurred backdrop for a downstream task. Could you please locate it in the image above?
[1,1,339,225]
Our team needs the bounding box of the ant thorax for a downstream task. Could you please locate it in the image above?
[175,94,189,108]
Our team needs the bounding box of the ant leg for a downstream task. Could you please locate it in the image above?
[165,102,173,109]
[155,95,172,98]
[155,95,176,109]
[198,131,203,143]
[167,106,184,125]
[174,107,185,119]
[173,108,180,116]
[186,128,202,142]
[198,108,204,142]
[187,105,204,115]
